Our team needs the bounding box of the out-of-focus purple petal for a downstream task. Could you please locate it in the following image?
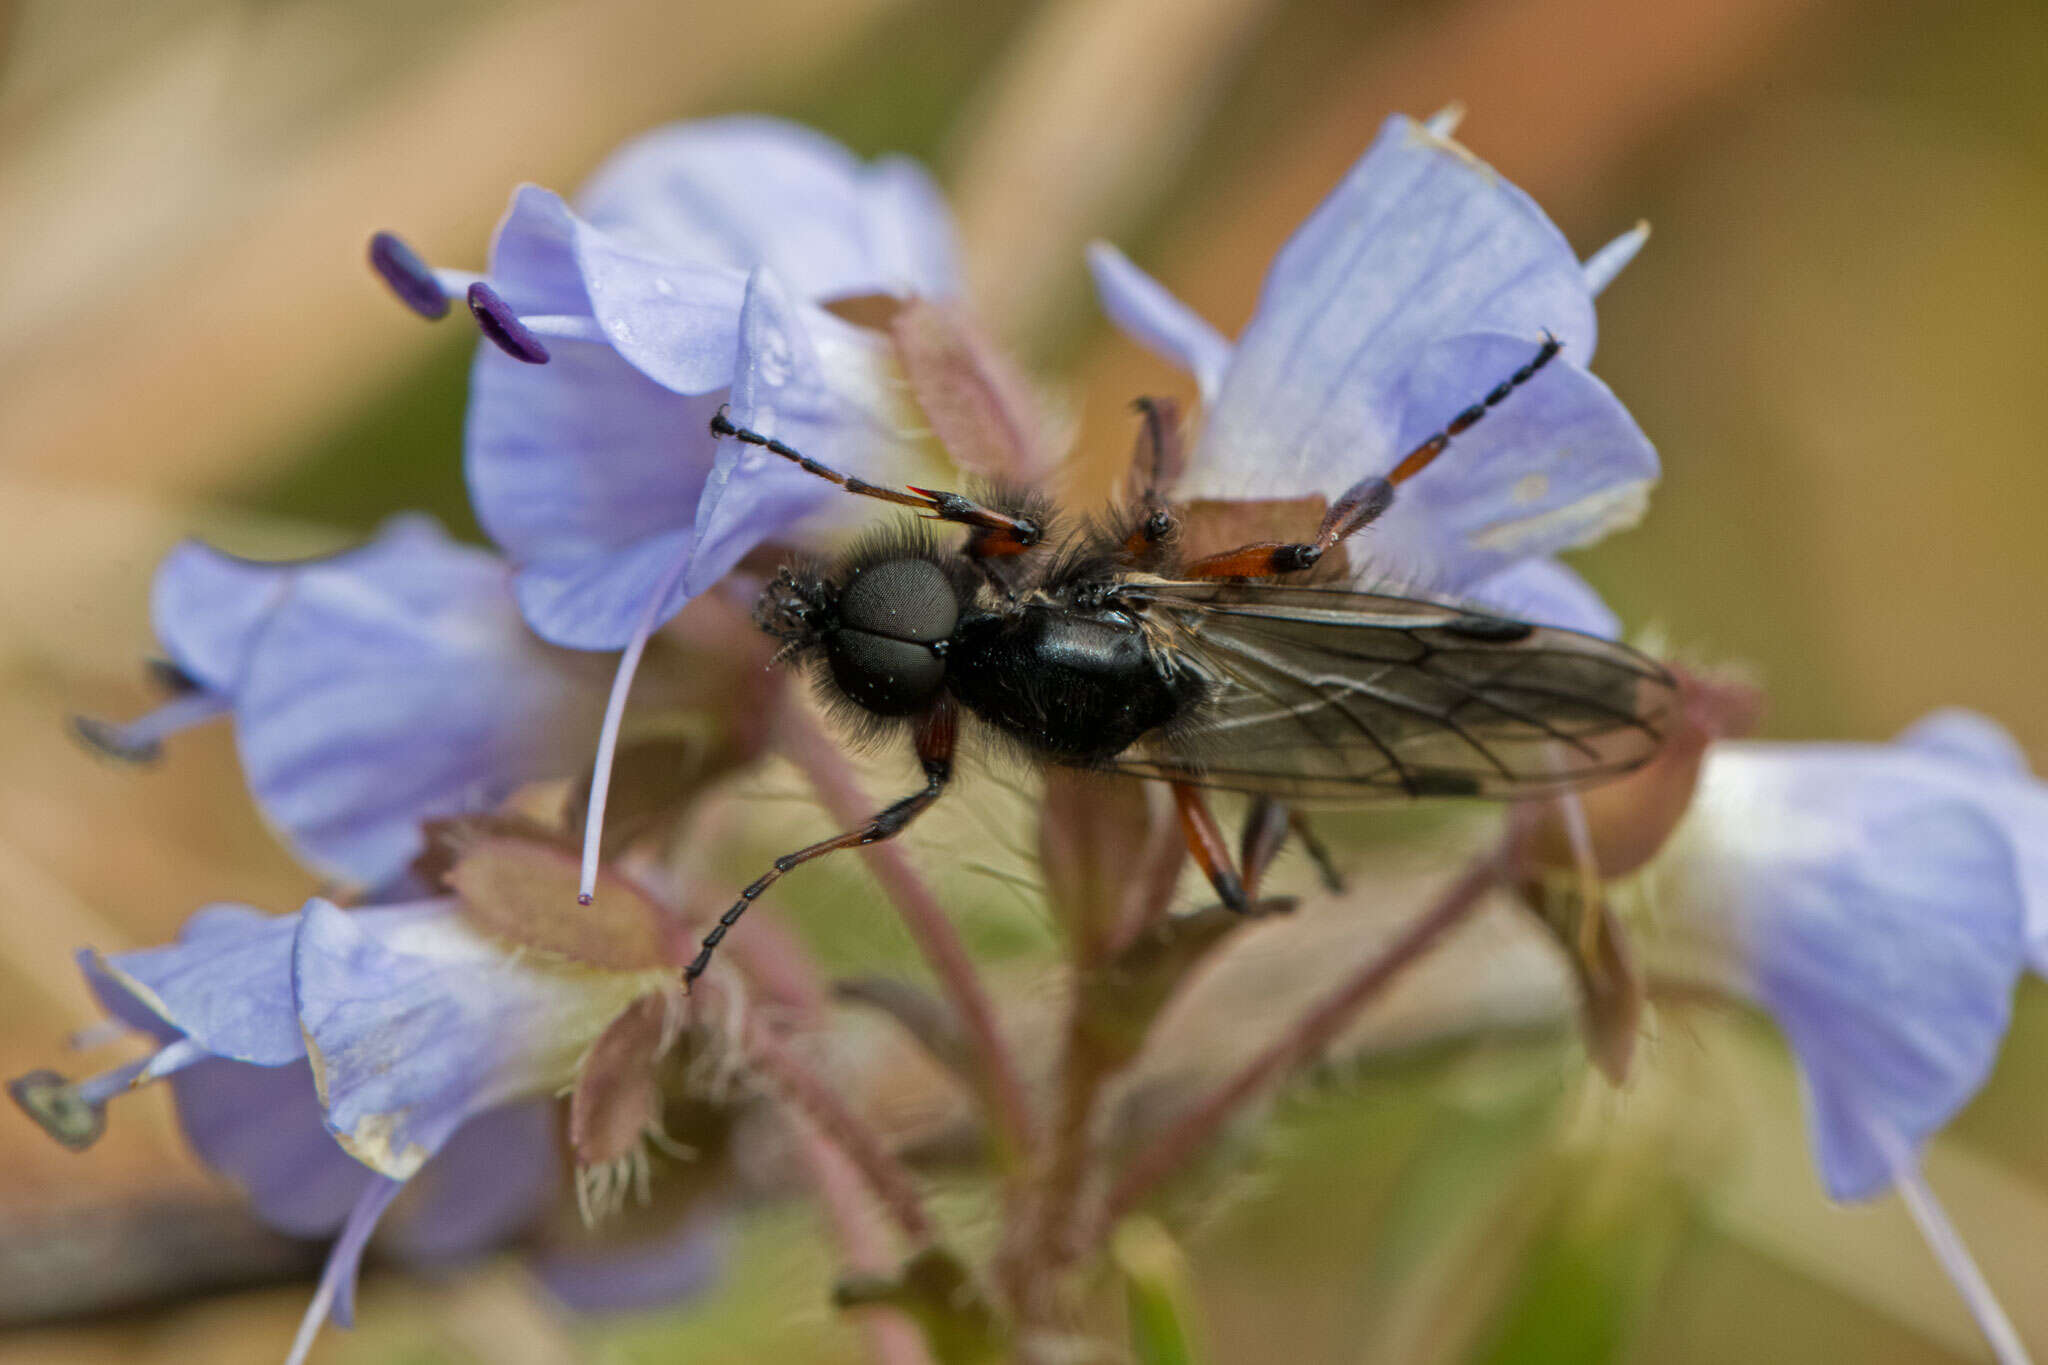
[380,1101,558,1266]
[231,519,606,886]
[530,1209,726,1315]
[172,1057,376,1237]
[150,544,292,693]
[1674,750,2027,1200]
[575,116,959,301]
[1461,557,1620,638]
[862,155,963,299]
[1193,115,1600,500]
[1084,241,1230,403]
[92,904,302,1065]
[298,1175,405,1353]
[1349,332,1656,589]
[1897,709,2033,778]
[296,899,658,1180]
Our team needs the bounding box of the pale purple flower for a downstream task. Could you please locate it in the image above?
[10,896,704,1364]
[371,117,966,900]
[1087,108,1657,637]
[75,515,613,890]
[369,117,958,650]
[1650,709,2048,1363]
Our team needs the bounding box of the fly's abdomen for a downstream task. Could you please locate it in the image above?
[948,608,1197,763]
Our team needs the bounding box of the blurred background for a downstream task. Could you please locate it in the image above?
[2,0,2045,1361]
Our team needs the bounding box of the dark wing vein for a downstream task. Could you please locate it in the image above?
[1108,580,1676,801]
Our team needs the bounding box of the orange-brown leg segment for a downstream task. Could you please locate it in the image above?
[1181,333,1563,581]
[1172,782,1250,913]
[710,409,1042,558]
[686,701,959,982]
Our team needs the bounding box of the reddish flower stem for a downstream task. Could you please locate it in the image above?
[778,704,1038,1161]
[748,1021,936,1247]
[1084,842,1511,1243]
[789,1123,936,1365]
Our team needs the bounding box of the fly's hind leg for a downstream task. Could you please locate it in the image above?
[686,701,958,983]
[1239,796,1346,900]
[1172,782,1293,916]
[1181,333,1563,580]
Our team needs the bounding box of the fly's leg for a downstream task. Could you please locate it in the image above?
[710,410,1042,559]
[1181,333,1562,580]
[685,701,958,983]
[1119,397,1187,569]
[1172,782,1293,916]
[1239,796,1346,899]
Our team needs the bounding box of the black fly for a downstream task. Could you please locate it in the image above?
[688,334,1675,982]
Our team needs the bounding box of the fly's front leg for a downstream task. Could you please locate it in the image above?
[1181,333,1562,581]
[686,701,958,983]
[1118,397,1187,571]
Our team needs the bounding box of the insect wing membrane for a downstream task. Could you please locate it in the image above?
[1113,581,1675,800]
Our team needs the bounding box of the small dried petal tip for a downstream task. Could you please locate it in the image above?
[467,282,551,364]
[70,714,162,765]
[368,232,451,320]
[7,1070,106,1151]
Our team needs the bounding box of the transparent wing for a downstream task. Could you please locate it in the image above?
[1110,580,1676,800]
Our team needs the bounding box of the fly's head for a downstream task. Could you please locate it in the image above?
[754,562,834,653]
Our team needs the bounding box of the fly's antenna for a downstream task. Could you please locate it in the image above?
[1386,332,1562,487]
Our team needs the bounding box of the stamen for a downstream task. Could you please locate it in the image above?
[6,1062,148,1150]
[1424,102,1467,138]
[578,548,698,904]
[367,232,466,321]
[71,689,231,764]
[1877,1126,2033,1365]
[285,1178,403,1365]
[136,1037,206,1085]
[1581,221,1650,296]
[467,281,552,364]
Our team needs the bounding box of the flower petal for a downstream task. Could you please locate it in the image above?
[150,543,293,693]
[232,518,608,886]
[91,904,303,1065]
[530,1209,726,1316]
[575,115,959,301]
[296,898,660,1180]
[490,185,748,394]
[1461,556,1620,638]
[1192,114,1601,501]
[1345,332,1656,589]
[1675,750,2027,1199]
[1896,708,2033,779]
[1085,240,1230,403]
[171,1057,377,1237]
[682,267,846,599]
[378,1101,559,1266]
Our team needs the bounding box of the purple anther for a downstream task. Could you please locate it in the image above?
[467,282,551,365]
[368,232,451,320]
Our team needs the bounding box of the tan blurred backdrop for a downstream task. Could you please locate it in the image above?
[2,1,2044,1362]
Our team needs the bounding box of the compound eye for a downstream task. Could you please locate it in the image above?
[837,558,958,644]
[827,629,945,716]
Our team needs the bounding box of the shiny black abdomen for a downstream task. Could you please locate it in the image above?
[945,606,1202,764]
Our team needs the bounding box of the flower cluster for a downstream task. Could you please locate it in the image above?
[16,107,2046,1365]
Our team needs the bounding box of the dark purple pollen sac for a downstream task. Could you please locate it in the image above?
[368,231,451,320]
[467,282,552,365]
